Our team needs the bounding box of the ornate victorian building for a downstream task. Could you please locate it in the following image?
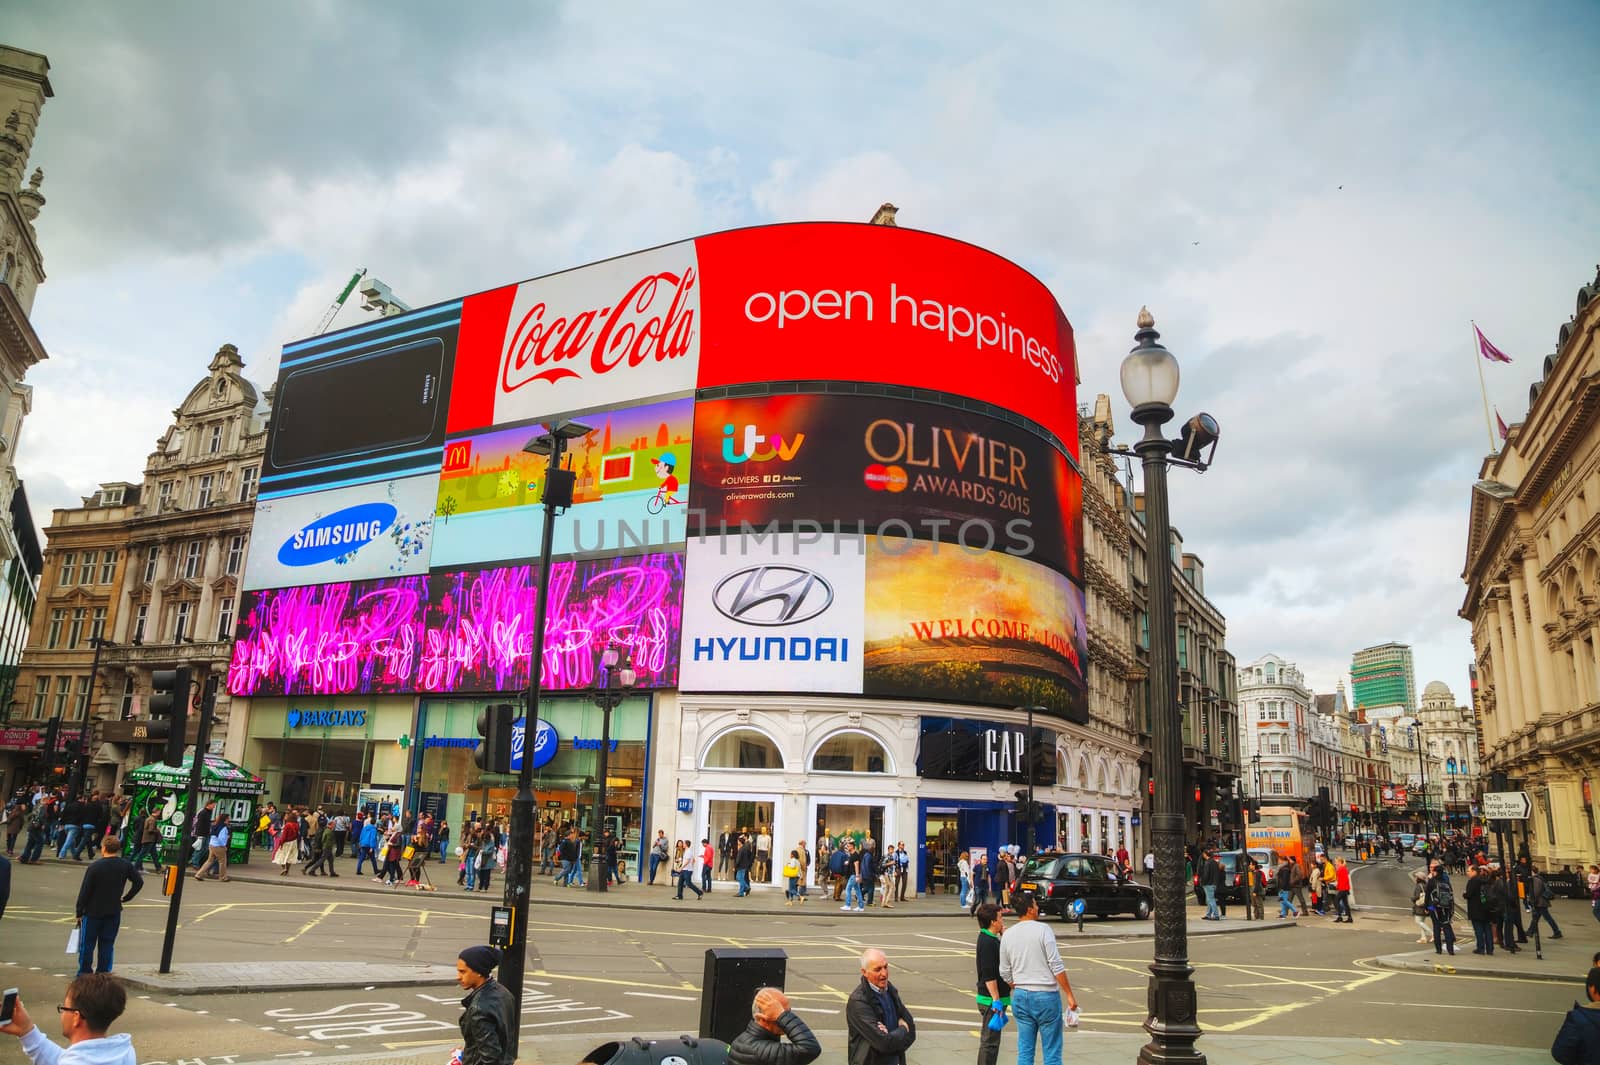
[1237,654,1315,805]
[11,345,267,794]
[1462,265,1600,866]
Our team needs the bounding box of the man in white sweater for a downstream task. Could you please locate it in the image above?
[998,890,1080,1065]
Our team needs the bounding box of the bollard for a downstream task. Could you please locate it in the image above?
[699,947,787,1045]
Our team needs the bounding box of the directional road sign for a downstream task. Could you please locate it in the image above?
[1482,790,1531,820]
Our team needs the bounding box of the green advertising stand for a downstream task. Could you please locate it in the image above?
[122,755,267,867]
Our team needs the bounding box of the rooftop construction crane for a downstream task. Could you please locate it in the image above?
[314,267,367,334]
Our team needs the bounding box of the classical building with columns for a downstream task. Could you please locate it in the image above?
[9,344,266,793]
[1461,264,1600,867]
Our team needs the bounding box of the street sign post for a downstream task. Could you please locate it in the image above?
[1482,791,1531,820]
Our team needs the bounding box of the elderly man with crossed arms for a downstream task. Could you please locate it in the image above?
[726,987,821,1065]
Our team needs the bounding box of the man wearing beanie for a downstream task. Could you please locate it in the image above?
[454,945,515,1065]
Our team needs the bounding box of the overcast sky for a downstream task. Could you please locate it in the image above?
[8,3,1599,702]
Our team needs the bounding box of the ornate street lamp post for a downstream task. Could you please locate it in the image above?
[588,644,636,893]
[1114,308,1219,1065]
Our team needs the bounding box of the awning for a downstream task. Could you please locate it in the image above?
[122,754,266,797]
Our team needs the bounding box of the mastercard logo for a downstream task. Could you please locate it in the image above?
[863,464,908,492]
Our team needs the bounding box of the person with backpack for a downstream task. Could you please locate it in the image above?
[1531,868,1564,939]
[1466,865,1497,954]
[1426,860,1457,956]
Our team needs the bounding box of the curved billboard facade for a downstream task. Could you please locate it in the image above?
[230,222,1086,720]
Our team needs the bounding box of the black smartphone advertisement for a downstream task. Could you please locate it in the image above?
[260,302,461,499]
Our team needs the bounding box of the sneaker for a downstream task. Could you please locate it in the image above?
[842,905,852,910]
[855,907,865,912]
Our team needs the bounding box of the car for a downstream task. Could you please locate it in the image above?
[1211,849,1280,903]
[1016,852,1154,920]
[1398,834,1417,851]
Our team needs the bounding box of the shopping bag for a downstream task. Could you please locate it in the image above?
[402,845,416,861]
[66,924,80,954]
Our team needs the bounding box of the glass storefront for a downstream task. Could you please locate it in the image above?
[413,695,652,869]
[244,697,414,813]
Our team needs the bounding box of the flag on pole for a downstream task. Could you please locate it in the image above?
[1494,407,1509,440]
[1474,323,1513,364]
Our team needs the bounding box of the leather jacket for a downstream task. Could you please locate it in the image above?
[459,978,516,1065]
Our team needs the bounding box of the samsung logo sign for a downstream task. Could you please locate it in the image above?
[277,502,398,567]
[287,709,368,729]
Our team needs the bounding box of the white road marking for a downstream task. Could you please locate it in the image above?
[623,992,697,1001]
[1360,1000,1562,1015]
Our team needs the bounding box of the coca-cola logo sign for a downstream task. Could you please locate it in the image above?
[500,266,698,394]
[449,240,702,435]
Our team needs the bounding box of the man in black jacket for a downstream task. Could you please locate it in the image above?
[735,834,756,897]
[454,945,515,1065]
[190,801,215,870]
[973,903,1010,1065]
[846,948,915,1065]
[75,835,143,975]
[1199,850,1223,920]
[727,987,821,1065]
[1553,966,1600,1064]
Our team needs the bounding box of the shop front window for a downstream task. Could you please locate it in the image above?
[416,697,650,868]
[703,728,784,770]
[811,731,889,773]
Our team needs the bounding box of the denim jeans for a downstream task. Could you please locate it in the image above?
[676,870,702,898]
[735,868,750,895]
[466,859,479,889]
[1012,987,1064,1065]
[79,913,121,974]
[702,865,712,893]
[845,875,862,909]
[1278,889,1292,917]
[355,846,375,875]
[959,874,971,907]
[56,823,80,859]
[648,854,663,883]
[1471,918,1493,953]
[1204,884,1220,918]
[130,842,157,871]
[1431,913,1456,952]
[1532,906,1561,936]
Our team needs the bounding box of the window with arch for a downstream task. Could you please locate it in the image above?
[811,730,889,773]
[703,727,783,770]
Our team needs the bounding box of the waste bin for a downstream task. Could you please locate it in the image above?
[699,947,787,1045]
[580,1035,728,1064]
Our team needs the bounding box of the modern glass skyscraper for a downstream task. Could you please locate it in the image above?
[1351,642,1416,716]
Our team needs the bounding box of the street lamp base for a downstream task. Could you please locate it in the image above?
[1139,967,1205,1065]
[587,855,609,893]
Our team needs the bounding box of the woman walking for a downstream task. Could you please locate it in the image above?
[272,815,299,875]
[783,850,800,905]
[475,831,496,892]
[1410,868,1432,942]
[958,850,972,909]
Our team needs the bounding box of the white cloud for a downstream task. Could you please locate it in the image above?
[7,1,1599,701]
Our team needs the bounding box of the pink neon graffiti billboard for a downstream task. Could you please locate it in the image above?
[226,552,684,697]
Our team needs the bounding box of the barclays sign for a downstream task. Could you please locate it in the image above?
[287,709,368,729]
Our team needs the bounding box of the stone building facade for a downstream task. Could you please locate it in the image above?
[1237,654,1315,805]
[1461,265,1600,866]
[0,45,52,761]
[1127,461,1239,843]
[10,345,267,794]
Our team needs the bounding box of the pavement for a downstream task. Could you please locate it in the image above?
[119,849,1302,937]
[218,1030,1556,1065]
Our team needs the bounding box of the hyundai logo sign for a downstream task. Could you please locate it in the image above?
[277,502,398,567]
[510,717,558,772]
[711,565,833,626]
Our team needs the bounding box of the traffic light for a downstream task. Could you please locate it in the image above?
[148,668,192,768]
[41,718,59,769]
[1246,798,1260,823]
[474,703,515,774]
[1013,789,1042,823]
